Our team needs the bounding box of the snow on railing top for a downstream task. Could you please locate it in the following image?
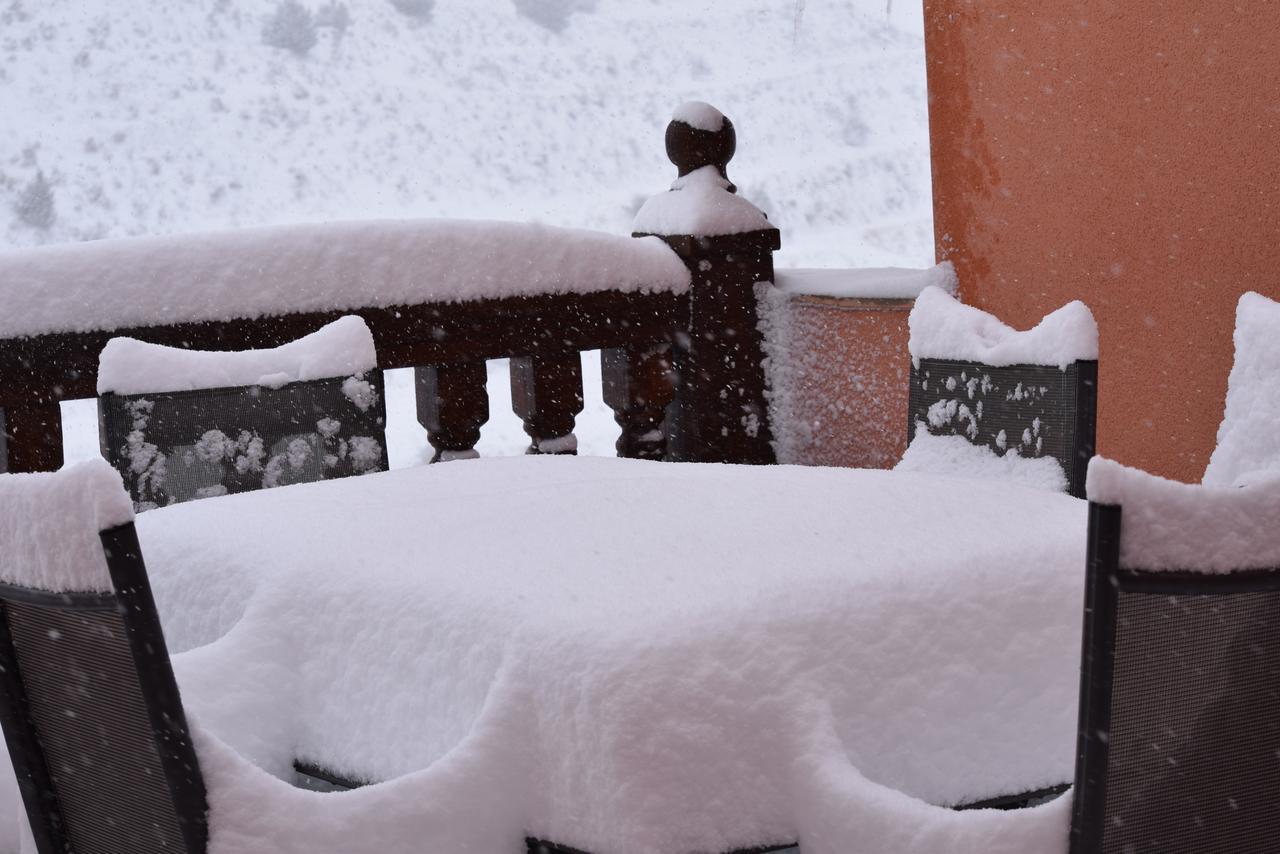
[1202,291,1280,488]
[774,262,957,300]
[1087,455,1280,572]
[0,460,134,593]
[97,315,377,396]
[0,219,691,339]
[908,285,1099,369]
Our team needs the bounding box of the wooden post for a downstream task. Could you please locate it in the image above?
[415,362,488,462]
[601,344,674,460]
[0,401,64,473]
[510,352,584,454]
[634,105,780,465]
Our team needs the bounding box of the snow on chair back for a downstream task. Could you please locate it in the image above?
[0,461,207,854]
[899,287,1098,497]
[1072,457,1280,854]
[1203,292,1280,487]
[97,316,388,511]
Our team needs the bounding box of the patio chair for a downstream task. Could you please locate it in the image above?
[0,462,207,854]
[97,315,389,510]
[1202,291,1280,487]
[1068,456,1280,852]
[898,286,1098,497]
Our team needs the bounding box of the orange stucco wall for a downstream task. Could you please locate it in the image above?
[923,1,1280,482]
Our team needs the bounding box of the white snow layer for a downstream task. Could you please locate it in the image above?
[97,316,378,395]
[632,165,774,237]
[908,286,1099,369]
[775,261,958,300]
[1087,455,1280,573]
[1202,292,1280,487]
[0,219,691,339]
[0,460,134,593]
[896,431,1069,493]
[98,457,1086,854]
[671,100,726,132]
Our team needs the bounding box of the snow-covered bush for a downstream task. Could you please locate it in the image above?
[13,171,55,230]
[512,0,597,33]
[315,2,350,35]
[262,1,317,56]
[389,0,434,20]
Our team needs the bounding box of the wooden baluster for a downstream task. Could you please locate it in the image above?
[510,352,583,454]
[601,345,674,460]
[415,362,488,462]
[0,401,64,473]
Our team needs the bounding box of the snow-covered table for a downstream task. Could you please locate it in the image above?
[139,456,1086,854]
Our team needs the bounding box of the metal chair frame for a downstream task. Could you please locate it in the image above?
[0,522,208,854]
[907,358,1098,498]
[1069,501,1280,853]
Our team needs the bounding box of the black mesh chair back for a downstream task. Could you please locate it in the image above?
[1070,502,1280,854]
[907,358,1098,497]
[0,523,207,854]
[99,370,389,511]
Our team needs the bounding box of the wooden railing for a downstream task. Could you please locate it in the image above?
[0,110,780,473]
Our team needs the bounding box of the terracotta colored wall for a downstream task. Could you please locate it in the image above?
[923,1,1280,482]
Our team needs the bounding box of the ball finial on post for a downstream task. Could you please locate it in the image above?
[665,101,737,191]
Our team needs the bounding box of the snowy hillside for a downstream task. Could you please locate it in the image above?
[0,0,932,268]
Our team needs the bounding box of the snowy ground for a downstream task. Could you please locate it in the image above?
[23,0,933,465]
[1,0,932,270]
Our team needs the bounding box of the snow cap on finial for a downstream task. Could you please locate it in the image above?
[671,101,726,133]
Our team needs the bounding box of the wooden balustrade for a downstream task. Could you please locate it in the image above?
[511,352,584,454]
[0,291,682,471]
[0,106,781,473]
[415,361,488,462]
[602,344,675,460]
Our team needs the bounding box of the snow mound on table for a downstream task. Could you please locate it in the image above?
[98,316,377,395]
[671,100,726,132]
[132,456,1087,853]
[896,431,1068,492]
[1203,292,1280,487]
[1088,455,1280,571]
[775,261,957,300]
[0,219,690,339]
[909,286,1098,369]
[0,460,133,593]
[632,165,773,237]
[183,694,1073,854]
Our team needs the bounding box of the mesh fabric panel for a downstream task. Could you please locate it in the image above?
[1100,588,1280,854]
[99,371,388,511]
[907,359,1092,494]
[5,600,192,854]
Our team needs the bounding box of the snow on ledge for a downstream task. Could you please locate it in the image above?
[908,286,1098,369]
[775,262,958,301]
[0,460,134,593]
[98,315,378,395]
[632,165,772,237]
[0,219,692,339]
[671,100,726,132]
[1202,291,1280,487]
[1087,456,1280,572]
